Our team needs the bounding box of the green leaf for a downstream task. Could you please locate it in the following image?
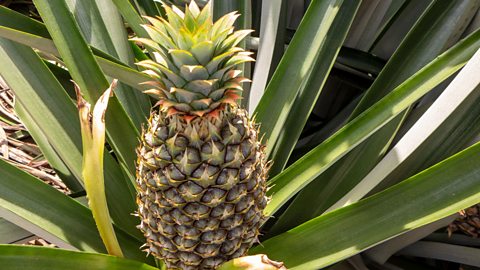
[0,25,152,94]
[0,8,151,92]
[14,103,82,192]
[0,26,58,54]
[64,0,151,129]
[327,48,480,211]
[425,233,480,247]
[263,28,480,217]
[0,39,82,182]
[0,245,157,270]
[254,0,345,156]
[0,219,31,244]
[335,47,385,77]
[368,0,431,60]
[134,0,162,17]
[111,0,149,38]
[33,0,140,177]
[291,95,362,159]
[252,140,480,269]
[398,241,480,267]
[191,41,215,66]
[380,117,480,192]
[0,5,50,38]
[130,40,150,61]
[248,0,285,111]
[366,0,410,51]
[268,0,360,176]
[353,1,478,117]
[0,159,148,262]
[343,1,407,51]
[364,215,457,264]
[0,39,141,240]
[44,60,76,98]
[270,0,480,234]
[96,56,152,91]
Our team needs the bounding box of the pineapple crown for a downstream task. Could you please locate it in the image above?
[134,1,254,118]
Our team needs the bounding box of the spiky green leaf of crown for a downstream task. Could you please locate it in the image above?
[134,1,254,117]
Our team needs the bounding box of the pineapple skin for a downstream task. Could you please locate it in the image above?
[136,106,268,269]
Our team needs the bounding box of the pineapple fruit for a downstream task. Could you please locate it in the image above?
[134,1,269,269]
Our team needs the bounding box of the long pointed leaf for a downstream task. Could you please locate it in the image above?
[254,0,345,155]
[64,0,150,129]
[398,241,480,267]
[271,0,480,234]
[111,0,149,38]
[0,39,141,240]
[343,0,395,50]
[0,5,50,38]
[253,140,480,269]
[268,0,360,175]
[327,48,480,211]
[248,0,284,112]
[364,215,457,264]
[14,103,82,192]
[134,0,161,17]
[0,159,148,262]
[0,8,151,93]
[264,29,480,217]
[0,245,156,269]
[366,0,410,51]
[33,0,140,177]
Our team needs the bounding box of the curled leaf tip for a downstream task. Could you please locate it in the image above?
[72,80,88,110]
[94,80,118,123]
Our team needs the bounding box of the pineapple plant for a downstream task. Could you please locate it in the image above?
[1,1,480,270]
[134,2,268,269]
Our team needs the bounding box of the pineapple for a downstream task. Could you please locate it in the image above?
[134,1,269,269]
